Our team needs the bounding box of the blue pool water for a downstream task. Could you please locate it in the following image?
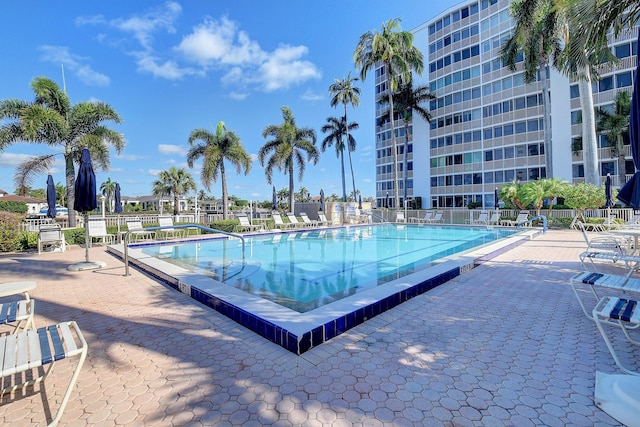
[141,225,517,313]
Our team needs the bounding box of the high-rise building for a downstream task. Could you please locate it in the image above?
[373,0,638,209]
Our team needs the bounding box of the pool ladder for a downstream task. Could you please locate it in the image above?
[122,224,245,276]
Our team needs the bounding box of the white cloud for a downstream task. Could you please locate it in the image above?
[0,153,35,167]
[301,88,323,102]
[134,53,196,80]
[258,45,321,91]
[148,169,163,176]
[117,154,146,161]
[39,45,110,87]
[109,1,181,50]
[158,144,187,156]
[228,91,249,101]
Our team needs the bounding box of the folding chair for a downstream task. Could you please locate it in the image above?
[0,321,88,426]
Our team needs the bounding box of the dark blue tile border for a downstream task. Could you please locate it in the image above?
[108,229,532,355]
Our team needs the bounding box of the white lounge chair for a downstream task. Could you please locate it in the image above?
[37,224,68,254]
[410,211,432,224]
[158,216,183,239]
[395,211,406,223]
[272,213,295,230]
[237,214,265,232]
[318,212,331,226]
[500,210,530,227]
[299,212,318,227]
[426,211,444,224]
[0,321,88,427]
[125,220,156,241]
[286,213,306,228]
[488,211,501,226]
[88,219,115,245]
[469,211,489,225]
[0,282,36,333]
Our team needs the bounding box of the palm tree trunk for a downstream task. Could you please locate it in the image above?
[64,153,77,227]
[344,106,357,202]
[174,190,179,215]
[388,90,399,209]
[618,136,626,187]
[579,70,599,186]
[403,120,409,204]
[340,148,347,202]
[289,163,295,213]
[221,163,228,220]
[541,64,553,178]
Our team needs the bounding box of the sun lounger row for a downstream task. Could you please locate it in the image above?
[408,211,444,224]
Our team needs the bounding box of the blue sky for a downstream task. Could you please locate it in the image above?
[0,0,461,202]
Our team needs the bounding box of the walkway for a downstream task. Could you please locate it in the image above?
[0,230,634,426]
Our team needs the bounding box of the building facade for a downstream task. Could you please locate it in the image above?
[373,0,637,209]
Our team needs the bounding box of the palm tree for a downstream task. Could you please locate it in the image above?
[100,177,117,213]
[152,167,196,216]
[329,73,361,199]
[187,121,252,220]
[354,18,424,209]
[499,181,527,210]
[55,182,65,206]
[321,116,359,202]
[519,178,566,216]
[382,80,435,203]
[596,91,631,188]
[0,76,124,226]
[259,106,319,213]
[501,0,562,179]
[571,0,640,44]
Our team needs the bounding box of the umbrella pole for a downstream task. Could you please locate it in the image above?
[85,212,90,263]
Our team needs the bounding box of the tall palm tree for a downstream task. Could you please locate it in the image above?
[321,116,359,202]
[0,76,124,226]
[501,0,562,179]
[383,81,435,203]
[152,167,196,216]
[354,18,424,209]
[187,121,252,220]
[570,0,640,44]
[329,73,361,199]
[100,177,117,213]
[259,106,319,213]
[596,91,631,188]
[499,181,527,210]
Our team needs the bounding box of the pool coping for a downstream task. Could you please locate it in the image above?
[107,225,541,354]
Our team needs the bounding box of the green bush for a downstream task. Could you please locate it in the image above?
[0,201,28,214]
[207,220,239,233]
[0,212,26,252]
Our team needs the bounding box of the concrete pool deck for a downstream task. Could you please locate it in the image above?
[0,229,636,425]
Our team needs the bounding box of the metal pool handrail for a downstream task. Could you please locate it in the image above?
[369,212,387,223]
[122,224,245,276]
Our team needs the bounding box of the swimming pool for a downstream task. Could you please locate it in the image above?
[110,224,537,354]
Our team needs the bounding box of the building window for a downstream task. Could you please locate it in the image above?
[572,164,584,178]
[571,111,582,125]
[615,43,631,58]
[570,85,580,98]
[617,72,632,88]
[599,76,614,92]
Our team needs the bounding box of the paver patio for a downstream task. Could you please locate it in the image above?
[0,229,636,426]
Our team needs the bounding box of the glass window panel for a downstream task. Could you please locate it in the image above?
[504,146,514,158]
[494,148,503,160]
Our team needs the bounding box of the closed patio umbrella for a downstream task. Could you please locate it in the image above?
[605,174,614,208]
[358,194,362,210]
[494,188,499,210]
[319,189,325,212]
[617,30,640,208]
[69,148,105,271]
[114,182,123,236]
[272,186,277,211]
[46,174,57,219]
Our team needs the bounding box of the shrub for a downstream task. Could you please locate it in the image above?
[207,220,239,233]
[466,202,482,209]
[0,212,25,252]
[0,201,28,214]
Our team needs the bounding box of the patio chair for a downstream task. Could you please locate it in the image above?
[158,216,183,239]
[410,211,432,224]
[488,211,501,226]
[125,219,156,241]
[37,224,68,254]
[500,210,530,227]
[237,214,265,232]
[286,213,306,228]
[426,211,444,224]
[299,212,318,227]
[87,218,115,245]
[624,213,640,228]
[0,284,36,334]
[592,295,640,376]
[318,212,331,226]
[469,211,489,225]
[272,212,295,230]
[600,214,622,231]
[395,211,406,223]
[0,320,88,427]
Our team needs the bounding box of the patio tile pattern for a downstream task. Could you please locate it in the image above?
[0,230,636,426]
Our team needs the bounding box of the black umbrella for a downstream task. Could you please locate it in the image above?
[358,194,362,210]
[272,186,277,211]
[73,148,98,266]
[319,189,325,212]
[494,188,500,210]
[46,174,57,219]
[114,182,123,236]
[617,30,640,208]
